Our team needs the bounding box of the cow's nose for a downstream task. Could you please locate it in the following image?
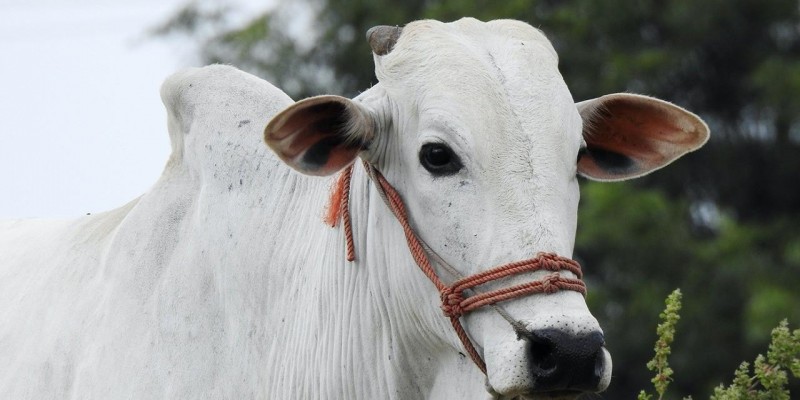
[525,328,606,392]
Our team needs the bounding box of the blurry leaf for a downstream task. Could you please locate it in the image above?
[746,285,800,344]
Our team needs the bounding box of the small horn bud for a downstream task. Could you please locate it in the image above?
[366,25,403,56]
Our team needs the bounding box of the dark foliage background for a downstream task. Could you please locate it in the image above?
[155,1,800,397]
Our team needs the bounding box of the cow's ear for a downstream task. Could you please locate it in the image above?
[577,93,709,181]
[264,95,374,176]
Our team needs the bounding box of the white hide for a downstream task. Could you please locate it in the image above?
[0,18,644,399]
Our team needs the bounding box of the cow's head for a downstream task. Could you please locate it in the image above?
[264,18,708,399]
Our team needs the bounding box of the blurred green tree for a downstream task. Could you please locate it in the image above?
[154,0,800,398]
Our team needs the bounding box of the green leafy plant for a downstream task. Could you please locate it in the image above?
[638,289,683,400]
[710,319,800,400]
[639,289,800,400]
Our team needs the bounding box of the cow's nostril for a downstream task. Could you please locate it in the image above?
[594,349,605,380]
[525,329,605,392]
[528,332,558,374]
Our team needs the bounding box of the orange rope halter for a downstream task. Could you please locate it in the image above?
[326,162,586,374]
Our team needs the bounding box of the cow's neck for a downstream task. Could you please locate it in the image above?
[267,165,485,398]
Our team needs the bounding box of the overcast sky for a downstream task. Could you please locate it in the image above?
[0,0,265,218]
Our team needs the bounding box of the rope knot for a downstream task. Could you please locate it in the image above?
[538,253,561,272]
[541,273,562,294]
[440,287,466,318]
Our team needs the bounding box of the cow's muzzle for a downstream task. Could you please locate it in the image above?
[486,324,612,399]
[524,329,607,393]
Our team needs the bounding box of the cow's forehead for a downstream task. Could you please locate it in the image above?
[373,18,579,166]
[375,18,559,89]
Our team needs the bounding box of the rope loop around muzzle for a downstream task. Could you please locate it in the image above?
[442,255,586,320]
[327,162,587,375]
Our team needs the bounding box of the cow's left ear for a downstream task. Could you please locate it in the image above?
[577,93,709,181]
[265,95,375,176]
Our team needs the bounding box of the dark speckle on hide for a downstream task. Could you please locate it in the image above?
[239,179,243,186]
[228,183,233,191]
[237,119,251,128]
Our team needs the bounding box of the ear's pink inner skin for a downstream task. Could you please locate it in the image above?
[265,99,362,176]
[580,96,705,180]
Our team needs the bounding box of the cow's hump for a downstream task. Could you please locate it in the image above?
[158,65,293,179]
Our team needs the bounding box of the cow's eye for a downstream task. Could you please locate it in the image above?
[419,143,463,176]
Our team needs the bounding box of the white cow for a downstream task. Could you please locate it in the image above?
[0,18,708,399]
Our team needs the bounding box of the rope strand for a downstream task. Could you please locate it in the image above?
[340,165,355,261]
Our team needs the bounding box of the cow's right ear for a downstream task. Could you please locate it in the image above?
[264,95,375,176]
